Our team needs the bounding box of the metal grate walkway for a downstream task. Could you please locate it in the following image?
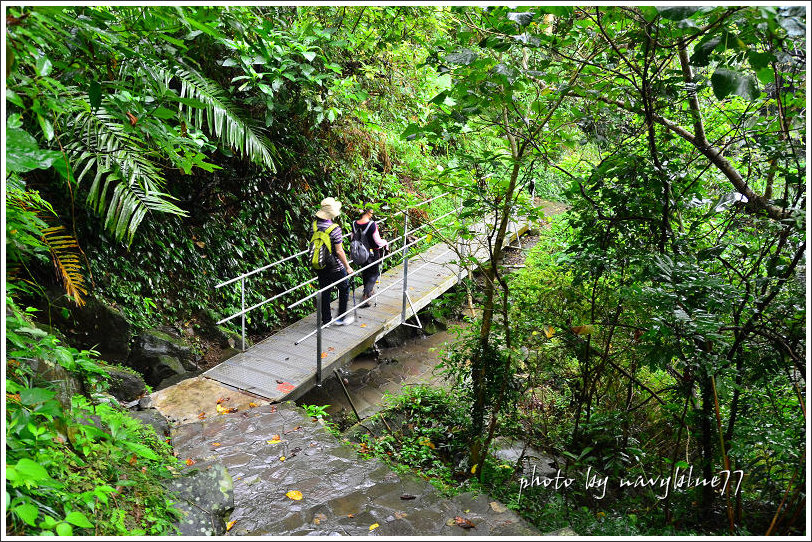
[203,217,530,402]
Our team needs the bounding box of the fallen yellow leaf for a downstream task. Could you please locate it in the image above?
[212,442,221,447]
[471,464,478,474]
[361,323,367,328]
[321,352,328,358]
[226,520,236,532]
[279,456,286,461]
[369,523,379,531]
[285,490,303,501]
[249,402,258,408]
[267,435,282,445]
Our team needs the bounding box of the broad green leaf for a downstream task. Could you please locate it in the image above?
[656,6,702,20]
[151,107,176,119]
[56,522,73,536]
[20,387,56,405]
[756,67,774,85]
[445,48,477,66]
[747,50,775,71]
[14,503,39,526]
[302,51,317,62]
[7,88,24,107]
[711,68,760,101]
[12,458,50,481]
[122,440,159,460]
[37,114,54,141]
[35,56,53,77]
[6,128,62,173]
[64,511,93,528]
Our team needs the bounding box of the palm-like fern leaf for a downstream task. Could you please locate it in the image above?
[42,225,88,306]
[147,61,276,172]
[65,99,188,244]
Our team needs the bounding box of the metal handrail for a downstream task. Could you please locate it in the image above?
[286,204,463,310]
[215,191,453,288]
[293,247,457,345]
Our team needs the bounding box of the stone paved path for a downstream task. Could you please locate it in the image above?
[171,401,539,536]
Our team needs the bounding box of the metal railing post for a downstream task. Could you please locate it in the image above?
[458,217,466,282]
[401,211,410,323]
[316,292,323,385]
[240,277,246,351]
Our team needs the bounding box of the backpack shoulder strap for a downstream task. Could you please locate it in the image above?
[312,220,318,234]
[362,220,373,235]
[325,223,338,235]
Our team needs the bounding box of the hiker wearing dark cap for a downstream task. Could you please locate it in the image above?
[313,197,354,326]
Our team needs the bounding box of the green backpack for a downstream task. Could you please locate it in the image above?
[308,221,338,270]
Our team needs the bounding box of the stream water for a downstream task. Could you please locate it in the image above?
[295,322,465,426]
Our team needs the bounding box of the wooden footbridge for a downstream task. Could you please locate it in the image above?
[203,195,532,403]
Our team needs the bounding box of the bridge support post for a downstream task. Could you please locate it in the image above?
[240,277,246,352]
[401,212,409,324]
[316,293,323,385]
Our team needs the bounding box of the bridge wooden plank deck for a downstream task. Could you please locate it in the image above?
[203,217,530,402]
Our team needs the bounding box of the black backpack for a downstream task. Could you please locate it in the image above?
[349,221,374,265]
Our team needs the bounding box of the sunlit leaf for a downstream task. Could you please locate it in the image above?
[285,490,303,500]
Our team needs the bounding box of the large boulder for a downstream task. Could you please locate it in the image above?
[105,366,147,402]
[40,292,133,364]
[378,325,417,348]
[129,329,196,385]
[32,359,85,410]
[127,408,170,439]
[192,309,250,349]
[163,463,234,536]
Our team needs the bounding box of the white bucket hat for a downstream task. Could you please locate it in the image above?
[316,197,342,220]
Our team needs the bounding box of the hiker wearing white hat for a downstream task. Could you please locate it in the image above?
[313,197,354,326]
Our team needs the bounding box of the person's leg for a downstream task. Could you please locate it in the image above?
[361,267,374,297]
[365,263,380,297]
[336,267,350,319]
[317,271,333,324]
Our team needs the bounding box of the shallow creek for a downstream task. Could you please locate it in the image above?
[295,322,465,423]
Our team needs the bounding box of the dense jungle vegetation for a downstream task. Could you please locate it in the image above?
[5,4,806,536]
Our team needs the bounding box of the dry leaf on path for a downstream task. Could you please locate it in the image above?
[369,523,379,531]
[400,494,416,500]
[185,459,196,466]
[226,520,236,532]
[249,402,258,408]
[454,516,476,529]
[211,442,221,447]
[490,501,508,513]
[285,490,303,501]
[198,412,206,419]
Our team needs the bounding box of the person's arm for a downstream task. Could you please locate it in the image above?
[334,243,352,274]
[371,222,388,248]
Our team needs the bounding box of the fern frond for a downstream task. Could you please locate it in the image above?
[42,225,87,306]
[148,61,276,172]
[64,99,188,244]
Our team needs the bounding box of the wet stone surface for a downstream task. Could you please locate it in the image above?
[170,401,539,536]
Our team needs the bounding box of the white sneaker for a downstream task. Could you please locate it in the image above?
[337,315,355,326]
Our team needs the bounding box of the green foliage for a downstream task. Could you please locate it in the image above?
[301,403,330,418]
[354,385,471,495]
[5,299,182,536]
